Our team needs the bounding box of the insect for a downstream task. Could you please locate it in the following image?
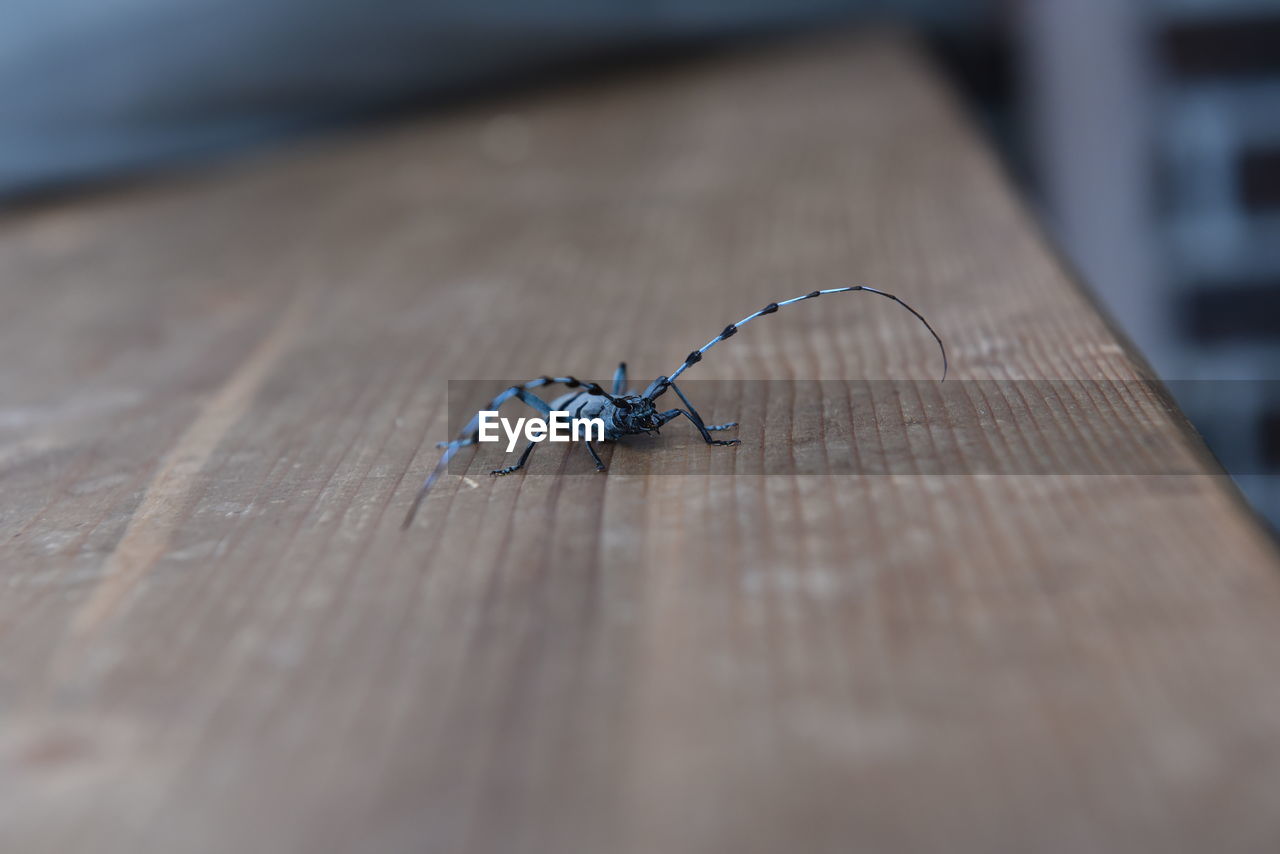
[402,286,946,527]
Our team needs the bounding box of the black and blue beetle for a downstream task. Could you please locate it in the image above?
[403,286,946,527]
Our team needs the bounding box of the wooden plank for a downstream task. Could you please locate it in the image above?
[2,31,1280,854]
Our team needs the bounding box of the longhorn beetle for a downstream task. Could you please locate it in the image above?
[403,286,946,527]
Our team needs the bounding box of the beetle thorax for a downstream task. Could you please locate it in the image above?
[548,391,660,439]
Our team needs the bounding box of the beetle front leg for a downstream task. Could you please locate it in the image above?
[663,381,741,444]
[657,408,740,446]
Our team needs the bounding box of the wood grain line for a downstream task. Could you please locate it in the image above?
[69,296,310,637]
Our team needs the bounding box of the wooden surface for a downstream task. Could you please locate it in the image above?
[3,31,1280,854]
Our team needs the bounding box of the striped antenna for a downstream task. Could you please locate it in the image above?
[657,286,947,391]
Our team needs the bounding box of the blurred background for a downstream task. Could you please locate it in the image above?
[3,0,1277,529]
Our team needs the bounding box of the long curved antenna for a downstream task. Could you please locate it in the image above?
[401,375,615,529]
[655,286,947,394]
